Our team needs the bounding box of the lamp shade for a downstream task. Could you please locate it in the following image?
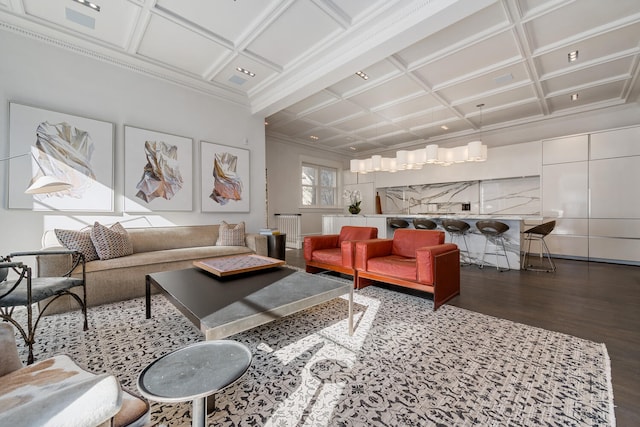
[467,140,483,161]
[425,144,439,163]
[1,151,73,194]
[453,145,468,163]
[396,150,408,169]
[25,175,73,194]
[350,159,360,173]
[364,158,374,173]
[372,155,382,171]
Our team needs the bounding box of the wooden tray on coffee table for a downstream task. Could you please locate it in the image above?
[193,254,285,277]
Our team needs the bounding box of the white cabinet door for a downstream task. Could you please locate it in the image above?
[542,162,588,218]
[589,157,640,219]
[542,135,589,164]
[365,217,388,238]
[590,126,640,159]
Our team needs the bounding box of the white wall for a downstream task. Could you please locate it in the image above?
[0,31,266,258]
[265,137,346,237]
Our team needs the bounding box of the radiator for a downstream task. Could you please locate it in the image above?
[276,214,302,249]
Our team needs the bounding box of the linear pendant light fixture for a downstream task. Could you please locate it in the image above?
[350,104,487,174]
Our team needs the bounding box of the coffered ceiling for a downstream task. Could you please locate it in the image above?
[1,0,639,157]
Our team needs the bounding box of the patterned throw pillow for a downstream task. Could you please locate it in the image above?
[216,221,246,246]
[90,222,133,260]
[55,229,99,262]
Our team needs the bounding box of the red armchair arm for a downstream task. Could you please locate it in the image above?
[416,243,459,285]
[354,239,393,270]
[303,235,339,261]
[341,240,356,269]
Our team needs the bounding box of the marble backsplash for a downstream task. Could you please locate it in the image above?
[382,176,540,215]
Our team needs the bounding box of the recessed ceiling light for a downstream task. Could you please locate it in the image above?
[441,125,449,130]
[571,93,579,101]
[568,50,579,62]
[72,0,100,12]
[235,67,255,77]
[349,147,357,151]
[264,121,269,125]
[355,71,369,80]
[309,135,319,140]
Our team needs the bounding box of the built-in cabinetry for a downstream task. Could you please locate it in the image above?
[322,215,388,238]
[542,135,589,258]
[542,126,640,264]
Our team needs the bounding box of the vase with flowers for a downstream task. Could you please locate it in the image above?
[343,189,362,214]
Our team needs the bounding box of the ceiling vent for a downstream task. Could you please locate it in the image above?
[494,73,513,85]
[229,75,247,85]
[65,8,95,29]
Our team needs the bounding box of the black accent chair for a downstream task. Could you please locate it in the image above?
[0,250,87,364]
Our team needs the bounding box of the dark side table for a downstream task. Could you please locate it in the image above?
[137,340,252,427]
[267,233,287,260]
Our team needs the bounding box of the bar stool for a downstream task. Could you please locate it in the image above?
[388,219,409,229]
[413,218,437,230]
[441,219,471,265]
[521,220,556,272]
[476,220,510,272]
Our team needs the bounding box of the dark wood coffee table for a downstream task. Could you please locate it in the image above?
[145,266,353,340]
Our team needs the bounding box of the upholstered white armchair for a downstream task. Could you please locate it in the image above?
[0,323,149,427]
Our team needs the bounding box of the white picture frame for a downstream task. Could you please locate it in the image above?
[8,102,114,211]
[124,126,193,212]
[200,141,250,213]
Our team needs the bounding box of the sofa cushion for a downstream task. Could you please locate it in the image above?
[217,221,245,246]
[366,255,418,282]
[310,248,342,266]
[391,229,444,258]
[338,226,378,244]
[78,246,254,274]
[55,229,99,262]
[91,222,133,260]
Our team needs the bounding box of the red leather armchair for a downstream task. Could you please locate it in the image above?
[304,226,378,279]
[354,229,460,310]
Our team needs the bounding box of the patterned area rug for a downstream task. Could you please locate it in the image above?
[14,278,614,426]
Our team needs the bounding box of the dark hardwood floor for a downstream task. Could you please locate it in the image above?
[285,249,640,426]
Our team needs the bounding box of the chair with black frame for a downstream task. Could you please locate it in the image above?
[476,220,510,272]
[521,220,557,272]
[441,219,472,265]
[413,218,438,230]
[0,250,87,365]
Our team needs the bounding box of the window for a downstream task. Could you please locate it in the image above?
[301,163,337,207]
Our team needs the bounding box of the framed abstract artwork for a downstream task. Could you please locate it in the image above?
[124,126,193,212]
[8,102,114,211]
[200,141,250,213]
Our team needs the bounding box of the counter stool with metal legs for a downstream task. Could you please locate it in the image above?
[476,220,510,272]
[521,220,556,272]
[413,218,437,230]
[388,218,410,229]
[441,219,471,265]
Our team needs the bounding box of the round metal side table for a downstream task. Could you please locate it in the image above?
[137,340,252,427]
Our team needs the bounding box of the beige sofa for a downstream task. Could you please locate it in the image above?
[37,224,268,314]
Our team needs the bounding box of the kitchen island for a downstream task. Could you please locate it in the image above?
[323,214,544,270]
